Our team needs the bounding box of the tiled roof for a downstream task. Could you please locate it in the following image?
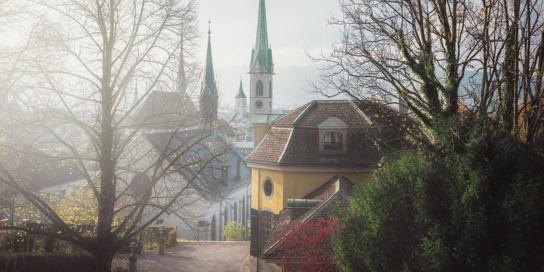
[246,100,421,167]
[142,130,250,200]
[262,174,352,258]
[272,103,311,126]
[247,127,292,163]
[130,91,198,130]
[294,101,367,127]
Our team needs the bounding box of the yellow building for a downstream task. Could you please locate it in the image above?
[245,100,412,271]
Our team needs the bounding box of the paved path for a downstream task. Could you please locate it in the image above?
[113,242,250,272]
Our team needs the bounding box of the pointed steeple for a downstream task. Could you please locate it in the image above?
[250,0,273,72]
[204,20,216,95]
[200,19,218,124]
[177,24,187,94]
[133,81,139,104]
[236,78,246,98]
[255,0,269,51]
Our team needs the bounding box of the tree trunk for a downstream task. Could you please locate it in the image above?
[93,246,115,272]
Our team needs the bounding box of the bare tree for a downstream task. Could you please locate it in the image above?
[0,0,231,271]
[311,0,544,145]
[0,0,33,117]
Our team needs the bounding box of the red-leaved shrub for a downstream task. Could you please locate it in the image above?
[275,216,338,272]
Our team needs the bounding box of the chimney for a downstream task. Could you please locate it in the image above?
[221,165,230,186]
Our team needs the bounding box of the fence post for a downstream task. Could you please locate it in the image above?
[129,240,138,272]
[158,225,166,255]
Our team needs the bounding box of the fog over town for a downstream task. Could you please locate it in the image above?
[1,0,544,272]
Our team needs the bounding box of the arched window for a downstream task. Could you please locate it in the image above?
[224,207,228,224]
[211,215,217,241]
[269,81,272,98]
[256,80,263,96]
[234,202,238,223]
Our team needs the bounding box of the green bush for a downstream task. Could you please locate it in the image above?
[116,231,142,255]
[35,239,44,251]
[138,226,174,249]
[334,137,544,272]
[221,221,245,241]
[0,253,94,272]
[145,242,158,250]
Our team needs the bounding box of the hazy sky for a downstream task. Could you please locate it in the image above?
[196,0,343,109]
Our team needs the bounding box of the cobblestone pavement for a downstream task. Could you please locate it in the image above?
[112,241,250,272]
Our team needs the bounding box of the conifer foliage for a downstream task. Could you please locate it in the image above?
[334,127,544,271]
[316,0,544,270]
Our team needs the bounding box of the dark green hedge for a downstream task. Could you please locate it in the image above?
[138,226,174,246]
[0,253,95,272]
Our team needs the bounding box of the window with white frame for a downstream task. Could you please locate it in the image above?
[318,117,348,154]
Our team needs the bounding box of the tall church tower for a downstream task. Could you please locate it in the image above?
[249,0,274,116]
[235,79,247,118]
[200,21,218,125]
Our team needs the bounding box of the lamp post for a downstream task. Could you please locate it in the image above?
[129,239,138,272]
[158,224,166,255]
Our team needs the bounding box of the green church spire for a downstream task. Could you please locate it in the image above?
[255,0,269,51]
[204,20,216,95]
[236,78,246,98]
[250,0,273,72]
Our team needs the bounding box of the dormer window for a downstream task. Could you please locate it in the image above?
[324,132,343,150]
[318,117,348,154]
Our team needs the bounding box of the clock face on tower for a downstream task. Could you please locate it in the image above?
[255,100,263,109]
[236,100,244,106]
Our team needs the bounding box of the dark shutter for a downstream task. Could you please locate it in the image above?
[250,208,260,257]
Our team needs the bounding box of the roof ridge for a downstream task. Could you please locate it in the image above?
[271,101,312,125]
[292,100,316,125]
[278,128,295,163]
[349,100,373,125]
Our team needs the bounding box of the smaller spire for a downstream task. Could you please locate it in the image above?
[133,81,139,104]
[236,78,246,99]
[177,23,187,94]
[203,19,215,95]
[208,19,211,36]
